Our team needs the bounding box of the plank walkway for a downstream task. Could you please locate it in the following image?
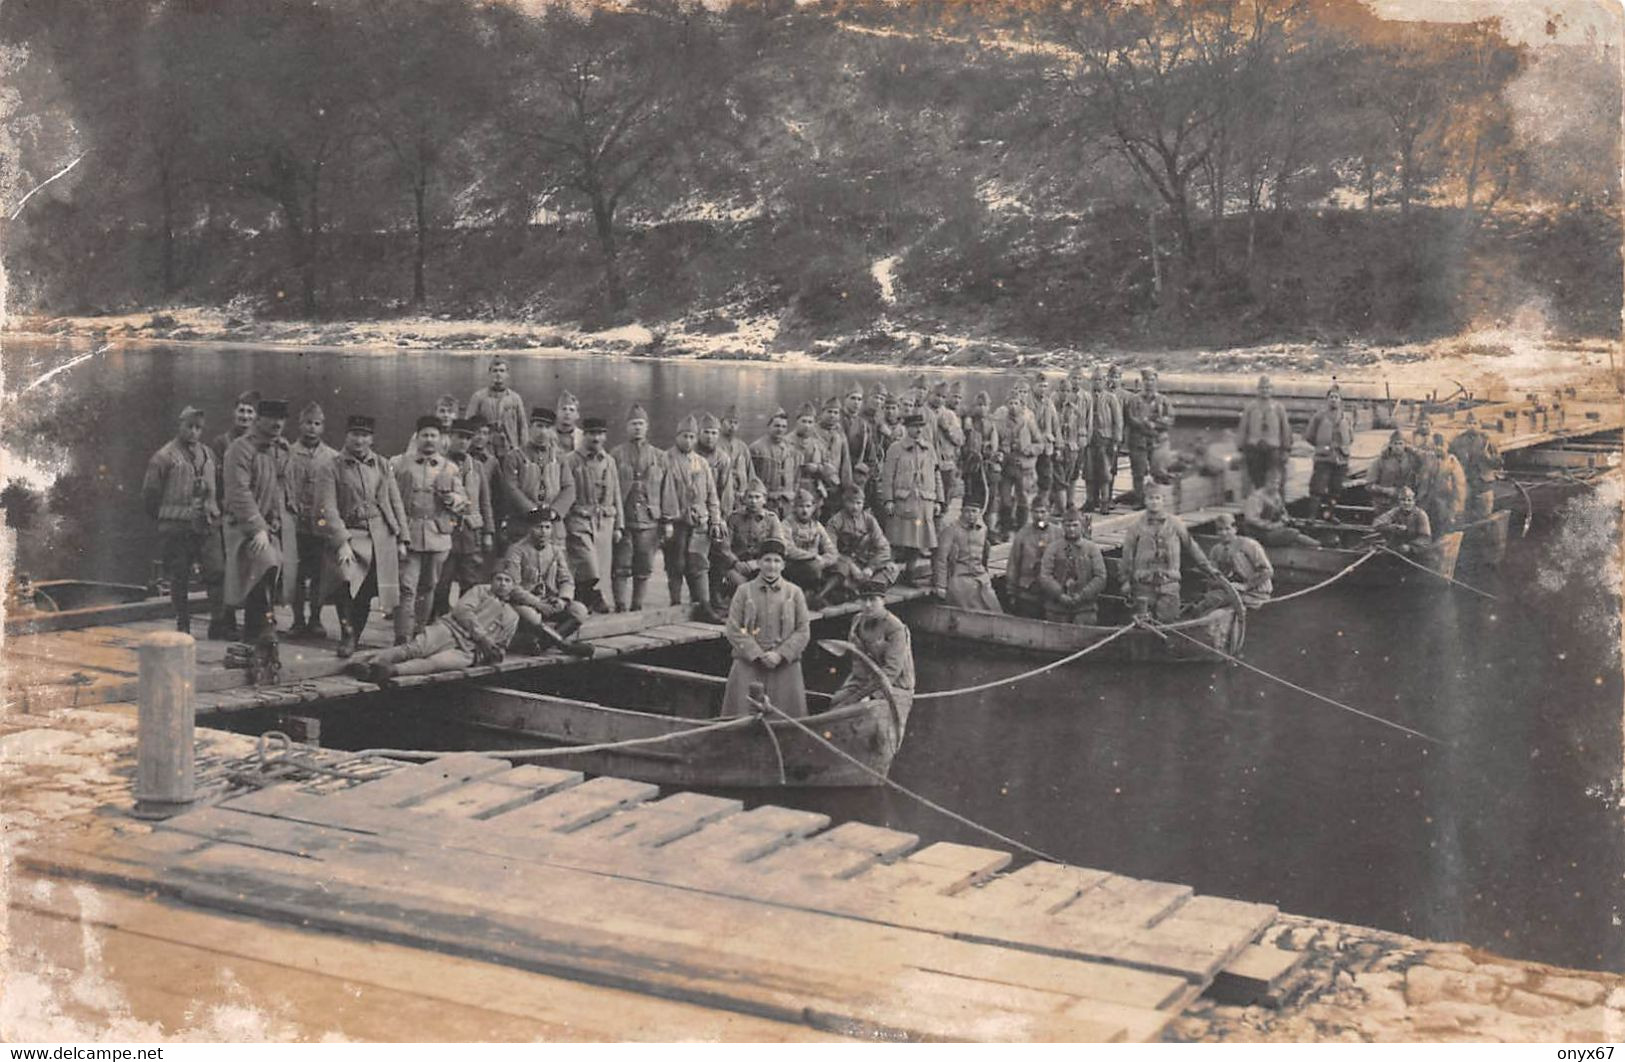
[7,395,1618,717]
[21,752,1287,1041]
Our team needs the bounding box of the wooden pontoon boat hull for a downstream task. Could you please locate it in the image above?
[1457,510,1509,569]
[448,682,907,788]
[3,581,200,635]
[904,602,1243,662]
[1235,530,1463,588]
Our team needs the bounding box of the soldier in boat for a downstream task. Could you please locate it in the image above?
[1419,432,1468,539]
[933,502,1003,614]
[1448,412,1502,521]
[464,356,528,457]
[1038,508,1109,625]
[1371,486,1433,556]
[315,414,408,659]
[142,405,223,634]
[1304,386,1355,521]
[1197,511,1274,612]
[348,568,547,682]
[1119,482,1217,622]
[829,577,915,714]
[1367,430,1418,507]
[1241,481,1320,547]
[821,484,899,605]
[721,537,811,720]
[1003,500,1055,618]
[501,507,594,658]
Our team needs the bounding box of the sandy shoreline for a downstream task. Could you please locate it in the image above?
[6,309,1622,400]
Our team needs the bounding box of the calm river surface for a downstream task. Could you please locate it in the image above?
[5,337,1621,972]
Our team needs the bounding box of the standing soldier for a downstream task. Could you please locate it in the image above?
[1039,509,1109,625]
[1087,366,1126,512]
[841,385,879,498]
[879,410,942,584]
[1367,430,1417,507]
[564,416,624,613]
[1029,375,1060,514]
[822,484,898,604]
[209,388,260,640]
[934,503,1002,613]
[926,380,965,513]
[1003,501,1054,618]
[750,407,799,519]
[222,398,295,645]
[720,539,811,720]
[432,418,495,619]
[1304,387,1354,521]
[465,356,528,457]
[1237,374,1291,495]
[1124,368,1174,506]
[392,416,467,644]
[815,397,854,501]
[1420,433,1467,539]
[1051,373,1088,513]
[142,406,222,634]
[664,412,724,622]
[992,380,1039,536]
[609,403,669,613]
[717,404,754,503]
[283,401,339,640]
[1119,482,1216,622]
[315,415,407,659]
[555,391,582,454]
[959,390,1001,531]
[697,410,746,516]
[499,407,573,548]
[1449,412,1502,520]
[790,401,839,508]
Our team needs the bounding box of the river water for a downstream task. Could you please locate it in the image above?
[5,337,1621,972]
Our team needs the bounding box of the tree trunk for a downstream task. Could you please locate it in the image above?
[590,191,626,317]
[1245,199,1257,274]
[1147,204,1162,297]
[412,176,428,308]
[159,170,176,297]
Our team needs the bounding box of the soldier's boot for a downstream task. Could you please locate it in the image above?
[687,572,723,624]
[336,619,356,659]
[667,575,686,607]
[551,615,596,658]
[630,577,650,612]
[611,577,631,613]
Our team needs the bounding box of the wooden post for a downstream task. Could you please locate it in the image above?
[134,630,197,819]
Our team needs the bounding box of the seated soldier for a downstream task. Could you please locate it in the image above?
[501,507,594,658]
[1241,482,1319,547]
[821,485,900,605]
[828,577,915,714]
[1366,430,1415,506]
[347,569,542,682]
[712,478,786,605]
[1371,486,1433,555]
[1198,511,1273,611]
[782,487,839,601]
[1037,509,1108,625]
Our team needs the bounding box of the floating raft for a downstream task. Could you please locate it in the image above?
[22,752,1292,1041]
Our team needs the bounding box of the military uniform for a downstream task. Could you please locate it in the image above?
[499,437,574,545]
[750,432,800,518]
[433,447,496,618]
[1124,387,1174,503]
[465,386,528,455]
[315,440,407,652]
[610,435,670,611]
[1087,382,1124,512]
[934,514,1002,613]
[1203,534,1273,610]
[141,435,223,631]
[393,449,466,642]
[502,536,589,631]
[1120,510,1211,621]
[879,434,941,556]
[1038,534,1109,625]
[1238,394,1291,494]
[1304,404,1354,516]
[222,427,296,641]
[365,583,545,677]
[1004,518,1055,618]
[284,436,340,633]
[664,437,723,612]
[825,506,898,600]
[721,572,811,719]
[563,447,624,610]
[829,608,915,712]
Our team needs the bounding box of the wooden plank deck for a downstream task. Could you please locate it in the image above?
[21,752,1281,1041]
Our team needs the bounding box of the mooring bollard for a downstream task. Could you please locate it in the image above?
[134,630,197,819]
